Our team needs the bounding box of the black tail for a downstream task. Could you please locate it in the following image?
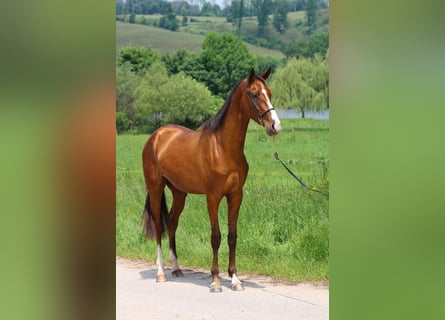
[142,192,169,240]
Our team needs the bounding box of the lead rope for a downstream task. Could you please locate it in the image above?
[271,136,329,198]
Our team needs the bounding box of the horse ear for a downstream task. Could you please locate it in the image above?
[261,67,272,80]
[247,68,255,84]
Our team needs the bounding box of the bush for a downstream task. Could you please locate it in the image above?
[116,111,131,134]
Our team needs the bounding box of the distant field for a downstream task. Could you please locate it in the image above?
[116,22,205,53]
[117,9,327,54]
[116,21,285,59]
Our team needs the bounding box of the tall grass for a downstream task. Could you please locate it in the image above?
[116,118,329,281]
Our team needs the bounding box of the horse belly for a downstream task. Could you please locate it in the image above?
[163,166,207,194]
[162,162,241,195]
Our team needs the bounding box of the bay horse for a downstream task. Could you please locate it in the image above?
[142,68,281,292]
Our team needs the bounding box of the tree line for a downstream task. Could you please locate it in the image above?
[117,0,328,58]
[116,32,328,134]
[116,0,328,17]
[117,0,328,36]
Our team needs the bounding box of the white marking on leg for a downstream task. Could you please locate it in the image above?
[169,249,180,271]
[231,273,242,286]
[156,244,165,276]
[230,273,245,290]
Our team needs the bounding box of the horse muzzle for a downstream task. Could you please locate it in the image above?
[265,120,281,136]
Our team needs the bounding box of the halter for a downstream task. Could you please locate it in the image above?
[244,82,275,124]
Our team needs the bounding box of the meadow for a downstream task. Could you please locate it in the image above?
[116,21,285,59]
[116,118,329,281]
[116,9,327,57]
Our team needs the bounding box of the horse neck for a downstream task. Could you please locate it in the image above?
[216,86,250,153]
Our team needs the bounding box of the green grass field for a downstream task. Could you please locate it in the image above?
[116,22,205,53]
[116,21,285,59]
[117,9,328,57]
[116,118,329,281]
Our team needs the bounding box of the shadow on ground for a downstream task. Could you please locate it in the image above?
[139,267,265,290]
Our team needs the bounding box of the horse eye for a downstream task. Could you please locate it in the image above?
[253,93,259,99]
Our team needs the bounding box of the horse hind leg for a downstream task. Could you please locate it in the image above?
[166,186,187,277]
[143,188,169,283]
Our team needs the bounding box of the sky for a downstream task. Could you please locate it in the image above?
[184,0,230,9]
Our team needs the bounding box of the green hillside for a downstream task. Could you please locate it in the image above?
[117,22,204,52]
[116,21,285,59]
[117,8,327,51]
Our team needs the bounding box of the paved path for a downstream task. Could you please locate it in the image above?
[116,257,329,320]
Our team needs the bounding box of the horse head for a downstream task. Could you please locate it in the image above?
[244,67,281,136]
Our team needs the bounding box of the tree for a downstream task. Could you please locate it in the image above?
[307,31,329,57]
[270,56,328,118]
[129,13,136,24]
[213,4,222,16]
[133,63,222,131]
[303,0,318,35]
[116,111,131,133]
[116,0,125,15]
[273,0,290,33]
[133,63,169,130]
[228,0,244,33]
[117,46,160,75]
[282,31,328,58]
[116,62,142,131]
[200,2,215,16]
[283,41,309,59]
[160,73,222,128]
[200,32,256,97]
[159,2,179,31]
[289,0,304,12]
[256,56,280,76]
[253,0,273,37]
[182,15,188,27]
[162,48,193,75]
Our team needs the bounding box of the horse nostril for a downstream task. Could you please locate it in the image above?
[272,122,281,134]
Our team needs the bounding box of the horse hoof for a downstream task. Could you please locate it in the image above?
[172,269,184,277]
[156,275,167,283]
[231,283,245,291]
[210,285,223,293]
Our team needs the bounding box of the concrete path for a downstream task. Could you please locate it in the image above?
[116,257,329,320]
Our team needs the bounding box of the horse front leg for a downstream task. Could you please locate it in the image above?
[206,193,223,293]
[227,189,245,291]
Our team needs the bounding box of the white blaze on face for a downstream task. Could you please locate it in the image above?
[261,87,281,132]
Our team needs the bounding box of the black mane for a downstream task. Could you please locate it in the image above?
[200,79,244,131]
